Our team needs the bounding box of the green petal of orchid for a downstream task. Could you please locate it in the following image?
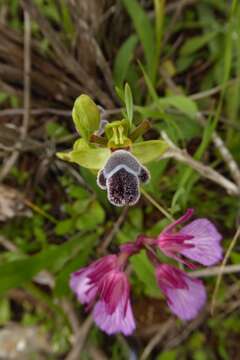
[57,147,111,170]
[72,95,100,140]
[131,140,169,164]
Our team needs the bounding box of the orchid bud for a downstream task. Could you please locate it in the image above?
[72,95,100,141]
[97,149,150,207]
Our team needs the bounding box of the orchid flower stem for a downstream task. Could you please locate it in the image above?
[141,188,174,221]
[211,225,240,314]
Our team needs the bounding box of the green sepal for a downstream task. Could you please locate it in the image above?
[72,95,100,140]
[131,140,169,164]
[70,147,111,169]
[73,138,90,151]
[57,145,111,170]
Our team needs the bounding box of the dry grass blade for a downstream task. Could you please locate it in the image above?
[0,10,31,181]
[163,148,239,195]
[140,318,175,360]
[22,10,31,139]
[141,188,174,221]
[21,0,113,108]
[197,113,240,190]
[98,206,129,255]
[191,263,240,278]
[160,68,240,191]
[66,315,94,360]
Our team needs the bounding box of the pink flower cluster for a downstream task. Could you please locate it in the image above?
[70,209,222,335]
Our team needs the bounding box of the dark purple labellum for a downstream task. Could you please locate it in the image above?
[97,150,150,207]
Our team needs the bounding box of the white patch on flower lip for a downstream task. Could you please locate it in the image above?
[104,164,141,179]
[103,150,142,175]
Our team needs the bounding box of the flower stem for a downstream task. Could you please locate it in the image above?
[141,188,174,221]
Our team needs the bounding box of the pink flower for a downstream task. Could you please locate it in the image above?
[70,254,135,336]
[156,209,222,267]
[136,209,223,321]
[156,264,206,320]
[94,270,135,335]
[70,209,223,331]
[70,255,118,304]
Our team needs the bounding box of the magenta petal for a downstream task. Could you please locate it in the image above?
[93,300,136,335]
[166,276,206,320]
[70,269,97,304]
[163,208,194,233]
[156,265,206,321]
[70,255,120,306]
[98,271,130,315]
[180,219,223,266]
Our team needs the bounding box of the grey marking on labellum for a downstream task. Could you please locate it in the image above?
[97,150,150,207]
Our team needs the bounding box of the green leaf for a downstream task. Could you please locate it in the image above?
[132,140,168,164]
[0,298,11,325]
[54,235,97,296]
[138,62,159,102]
[115,85,125,103]
[144,159,168,197]
[80,168,110,208]
[158,95,198,118]
[157,350,177,360]
[124,83,134,127]
[154,0,165,59]
[180,32,218,56]
[55,218,75,236]
[113,35,138,85]
[0,233,96,295]
[72,95,100,141]
[172,117,215,208]
[75,201,105,231]
[46,122,69,139]
[131,251,160,298]
[121,0,156,80]
[57,147,111,170]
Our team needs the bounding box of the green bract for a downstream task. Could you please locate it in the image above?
[72,95,100,141]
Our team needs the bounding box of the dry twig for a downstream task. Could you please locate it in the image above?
[98,206,129,255]
[65,315,94,360]
[0,10,31,181]
[161,132,240,196]
[140,318,175,360]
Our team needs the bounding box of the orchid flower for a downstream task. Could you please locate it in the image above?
[57,92,168,207]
